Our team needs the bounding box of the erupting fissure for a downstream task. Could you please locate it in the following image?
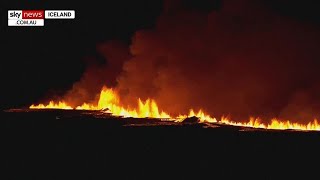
[29,86,320,131]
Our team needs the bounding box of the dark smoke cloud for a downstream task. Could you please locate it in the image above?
[63,40,131,106]
[116,0,320,122]
[68,0,320,122]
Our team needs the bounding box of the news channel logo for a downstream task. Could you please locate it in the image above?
[8,10,75,26]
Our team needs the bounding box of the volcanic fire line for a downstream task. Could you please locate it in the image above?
[29,86,320,131]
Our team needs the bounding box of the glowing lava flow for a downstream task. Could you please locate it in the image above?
[30,86,320,131]
[75,87,172,119]
[30,101,72,110]
[220,117,320,131]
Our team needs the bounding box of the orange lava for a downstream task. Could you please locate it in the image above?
[30,86,320,131]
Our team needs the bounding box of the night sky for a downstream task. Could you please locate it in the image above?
[2,0,320,114]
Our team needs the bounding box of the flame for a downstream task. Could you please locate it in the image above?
[30,101,73,110]
[75,87,171,118]
[177,109,217,123]
[29,86,320,131]
[219,117,320,131]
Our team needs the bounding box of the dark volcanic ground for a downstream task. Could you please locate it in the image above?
[3,110,320,179]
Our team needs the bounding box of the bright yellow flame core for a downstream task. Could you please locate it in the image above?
[30,86,320,131]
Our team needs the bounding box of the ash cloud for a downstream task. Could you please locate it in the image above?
[116,0,320,122]
[70,0,320,122]
[63,40,131,106]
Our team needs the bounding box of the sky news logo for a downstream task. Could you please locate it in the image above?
[8,10,75,26]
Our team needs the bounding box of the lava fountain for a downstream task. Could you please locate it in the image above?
[30,86,320,131]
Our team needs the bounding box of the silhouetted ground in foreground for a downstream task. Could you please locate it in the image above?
[3,110,320,179]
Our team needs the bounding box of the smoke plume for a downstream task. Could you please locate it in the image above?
[68,0,320,122]
[63,40,131,106]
